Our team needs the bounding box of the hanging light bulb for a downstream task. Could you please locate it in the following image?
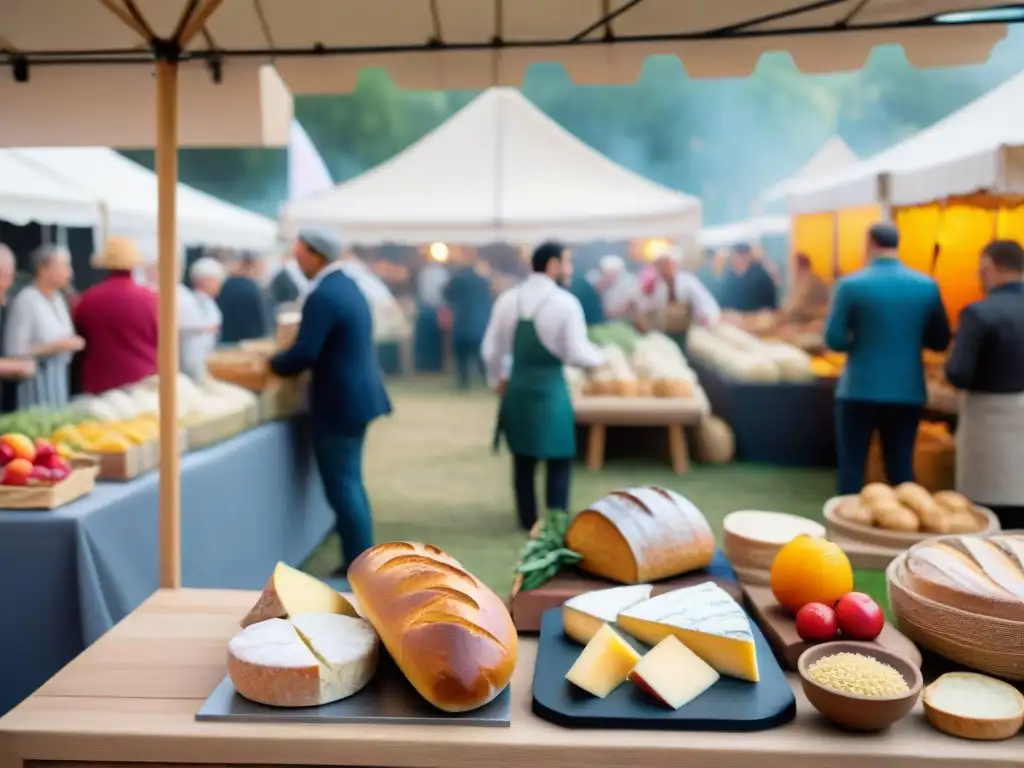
[429,242,449,262]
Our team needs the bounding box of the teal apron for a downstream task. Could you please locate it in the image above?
[493,290,575,460]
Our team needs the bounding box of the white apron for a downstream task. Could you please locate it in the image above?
[956,390,1024,506]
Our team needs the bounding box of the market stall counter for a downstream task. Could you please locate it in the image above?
[0,588,1013,768]
[0,416,333,717]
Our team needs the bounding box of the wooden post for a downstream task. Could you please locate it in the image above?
[155,56,181,589]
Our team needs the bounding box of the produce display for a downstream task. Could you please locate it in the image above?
[836,483,987,535]
[571,329,698,399]
[564,486,715,584]
[231,542,517,715]
[687,324,813,383]
[0,434,74,486]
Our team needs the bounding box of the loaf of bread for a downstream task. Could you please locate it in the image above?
[904,535,1024,621]
[347,542,517,713]
[896,482,950,533]
[565,486,715,584]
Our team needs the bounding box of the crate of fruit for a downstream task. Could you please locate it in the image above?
[0,434,99,509]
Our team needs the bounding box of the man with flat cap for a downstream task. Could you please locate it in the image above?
[825,222,951,495]
[269,228,392,576]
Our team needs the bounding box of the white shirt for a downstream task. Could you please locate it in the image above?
[640,270,722,327]
[601,271,639,318]
[481,274,606,388]
[417,263,449,308]
[178,284,219,382]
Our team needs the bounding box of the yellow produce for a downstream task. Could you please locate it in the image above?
[90,434,132,453]
[770,535,854,614]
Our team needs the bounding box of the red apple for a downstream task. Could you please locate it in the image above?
[29,465,53,484]
[835,592,885,641]
[795,602,839,642]
[39,451,68,471]
[34,439,56,466]
[0,443,14,466]
[49,464,71,483]
[2,457,33,485]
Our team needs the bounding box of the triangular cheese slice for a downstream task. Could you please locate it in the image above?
[564,623,641,698]
[617,582,759,682]
[562,584,654,644]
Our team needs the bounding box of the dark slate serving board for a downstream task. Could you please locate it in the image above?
[531,608,795,731]
[197,651,510,726]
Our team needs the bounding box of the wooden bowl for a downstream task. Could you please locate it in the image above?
[886,556,1024,681]
[797,641,922,731]
[823,495,999,550]
[723,510,826,574]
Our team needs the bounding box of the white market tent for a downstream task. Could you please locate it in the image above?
[761,136,860,204]
[9,147,278,253]
[0,149,101,228]
[282,87,702,246]
[698,215,790,248]
[787,70,1024,213]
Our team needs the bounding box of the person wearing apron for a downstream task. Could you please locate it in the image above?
[638,244,721,350]
[945,240,1024,529]
[482,242,605,530]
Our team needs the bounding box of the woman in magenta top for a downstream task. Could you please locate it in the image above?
[73,237,159,394]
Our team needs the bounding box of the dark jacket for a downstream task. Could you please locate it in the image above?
[825,257,951,404]
[443,267,492,343]
[217,275,269,344]
[945,282,1024,394]
[569,275,606,326]
[269,270,391,435]
[719,263,778,312]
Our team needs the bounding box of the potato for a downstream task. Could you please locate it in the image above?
[895,482,949,533]
[933,490,972,514]
[635,379,654,397]
[860,482,894,505]
[872,500,921,532]
[836,499,874,527]
[948,510,983,534]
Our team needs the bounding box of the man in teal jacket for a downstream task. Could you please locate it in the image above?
[825,223,951,495]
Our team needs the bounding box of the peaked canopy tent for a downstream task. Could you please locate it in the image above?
[698,216,789,248]
[760,136,860,204]
[0,150,100,228]
[1,0,1017,588]
[10,147,278,254]
[784,69,1024,323]
[282,87,702,246]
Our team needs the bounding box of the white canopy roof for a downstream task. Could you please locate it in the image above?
[282,87,702,245]
[699,216,790,248]
[8,148,278,254]
[760,137,859,203]
[787,71,1024,213]
[0,149,100,228]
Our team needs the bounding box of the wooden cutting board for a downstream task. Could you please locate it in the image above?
[742,584,922,671]
[511,552,741,633]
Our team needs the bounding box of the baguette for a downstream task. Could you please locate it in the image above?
[348,541,517,713]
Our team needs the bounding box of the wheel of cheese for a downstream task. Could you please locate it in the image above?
[227,614,379,707]
[904,534,1024,621]
[695,416,734,464]
[565,486,715,584]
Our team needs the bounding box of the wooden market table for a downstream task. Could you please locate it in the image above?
[1,590,1016,768]
[573,392,709,474]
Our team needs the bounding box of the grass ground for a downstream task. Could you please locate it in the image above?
[303,376,888,605]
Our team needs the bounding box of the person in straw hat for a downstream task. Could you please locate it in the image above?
[73,237,158,394]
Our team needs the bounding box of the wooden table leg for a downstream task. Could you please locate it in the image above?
[667,423,690,474]
[586,423,606,471]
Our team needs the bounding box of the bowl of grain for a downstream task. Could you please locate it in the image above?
[797,641,923,731]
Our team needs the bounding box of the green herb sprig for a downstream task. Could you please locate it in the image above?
[516,509,582,591]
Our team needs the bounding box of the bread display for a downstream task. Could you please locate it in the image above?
[903,534,1024,621]
[347,541,518,713]
[565,486,715,584]
[837,483,987,535]
[227,614,379,707]
[687,324,813,383]
[573,331,699,399]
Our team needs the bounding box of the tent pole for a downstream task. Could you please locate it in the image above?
[155,56,182,590]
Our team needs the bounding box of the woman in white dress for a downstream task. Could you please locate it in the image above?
[3,246,84,409]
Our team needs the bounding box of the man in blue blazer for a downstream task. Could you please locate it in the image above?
[443,257,493,389]
[825,223,951,495]
[270,228,392,576]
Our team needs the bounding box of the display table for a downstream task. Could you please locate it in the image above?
[0,589,1011,768]
[0,417,333,717]
[691,358,837,467]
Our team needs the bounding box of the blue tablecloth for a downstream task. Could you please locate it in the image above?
[691,358,838,467]
[0,416,333,715]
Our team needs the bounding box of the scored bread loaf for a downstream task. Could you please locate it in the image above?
[565,486,715,584]
[347,542,517,713]
[904,535,1024,621]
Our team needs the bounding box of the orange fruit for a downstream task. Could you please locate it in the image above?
[770,534,853,614]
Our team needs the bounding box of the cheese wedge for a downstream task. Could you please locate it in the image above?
[629,635,720,709]
[617,582,759,682]
[565,623,641,698]
[241,561,357,627]
[562,584,654,644]
[228,614,379,707]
